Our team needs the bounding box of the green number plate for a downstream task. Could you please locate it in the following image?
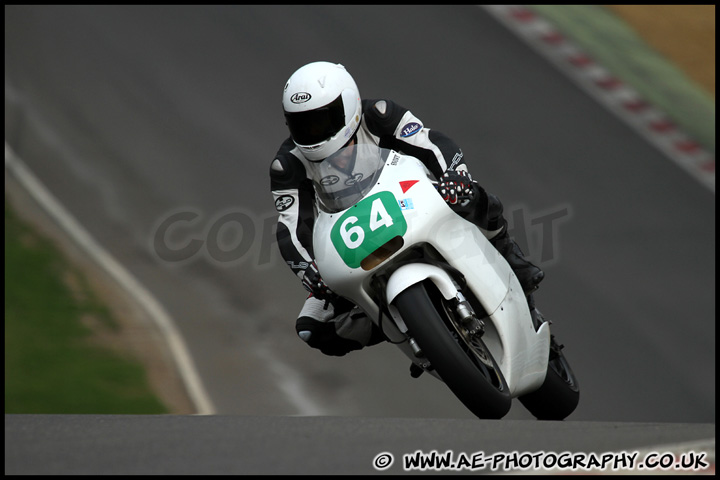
[330,191,407,268]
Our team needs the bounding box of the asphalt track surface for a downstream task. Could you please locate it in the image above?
[4,414,715,475]
[4,5,715,475]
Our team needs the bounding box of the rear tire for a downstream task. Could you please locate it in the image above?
[518,334,579,420]
[394,282,512,419]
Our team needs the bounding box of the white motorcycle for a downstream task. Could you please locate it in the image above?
[308,144,579,420]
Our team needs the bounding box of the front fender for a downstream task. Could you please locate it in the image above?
[386,263,458,305]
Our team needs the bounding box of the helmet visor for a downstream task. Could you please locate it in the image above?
[285,94,346,146]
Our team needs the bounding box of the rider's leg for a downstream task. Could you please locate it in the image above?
[455,186,544,294]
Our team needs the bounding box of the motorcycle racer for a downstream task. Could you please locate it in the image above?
[271,61,543,357]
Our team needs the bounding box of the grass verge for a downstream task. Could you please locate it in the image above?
[5,196,168,414]
[528,5,715,153]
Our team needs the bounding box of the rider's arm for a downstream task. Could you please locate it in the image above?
[270,138,316,280]
[363,98,481,212]
[362,99,468,179]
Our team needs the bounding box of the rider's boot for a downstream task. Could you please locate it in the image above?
[490,225,544,294]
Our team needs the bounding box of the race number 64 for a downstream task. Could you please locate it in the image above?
[331,191,407,268]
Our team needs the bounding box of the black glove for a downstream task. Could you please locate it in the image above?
[301,261,332,299]
[437,170,475,205]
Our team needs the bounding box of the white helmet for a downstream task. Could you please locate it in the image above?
[282,62,362,162]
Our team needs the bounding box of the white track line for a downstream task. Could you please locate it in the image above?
[483,5,715,194]
[5,142,216,415]
[254,343,328,416]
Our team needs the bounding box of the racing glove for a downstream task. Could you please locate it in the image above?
[301,261,332,300]
[437,170,475,205]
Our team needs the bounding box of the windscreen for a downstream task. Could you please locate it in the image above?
[307,144,390,213]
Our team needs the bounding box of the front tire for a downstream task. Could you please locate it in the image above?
[518,334,580,420]
[393,282,512,419]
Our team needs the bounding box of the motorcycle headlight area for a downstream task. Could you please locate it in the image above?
[360,235,404,271]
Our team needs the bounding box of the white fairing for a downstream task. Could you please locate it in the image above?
[312,149,549,397]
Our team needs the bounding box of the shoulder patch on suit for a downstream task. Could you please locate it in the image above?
[274,195,295,212]
[399,121,423,138]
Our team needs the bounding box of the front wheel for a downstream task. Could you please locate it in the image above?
[393,282,512,419]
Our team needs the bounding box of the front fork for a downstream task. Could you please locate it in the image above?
[454,291,485,336]
[405,289,486,381]
[404,289,484,360]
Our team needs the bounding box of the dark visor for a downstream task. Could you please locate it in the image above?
[285,94,346,146]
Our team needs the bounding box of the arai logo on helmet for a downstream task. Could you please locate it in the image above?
[400,122,422,138]
[290,92,312,104]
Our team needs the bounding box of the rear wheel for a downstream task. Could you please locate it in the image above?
[393,282,511,419]
[518,334,579,420]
